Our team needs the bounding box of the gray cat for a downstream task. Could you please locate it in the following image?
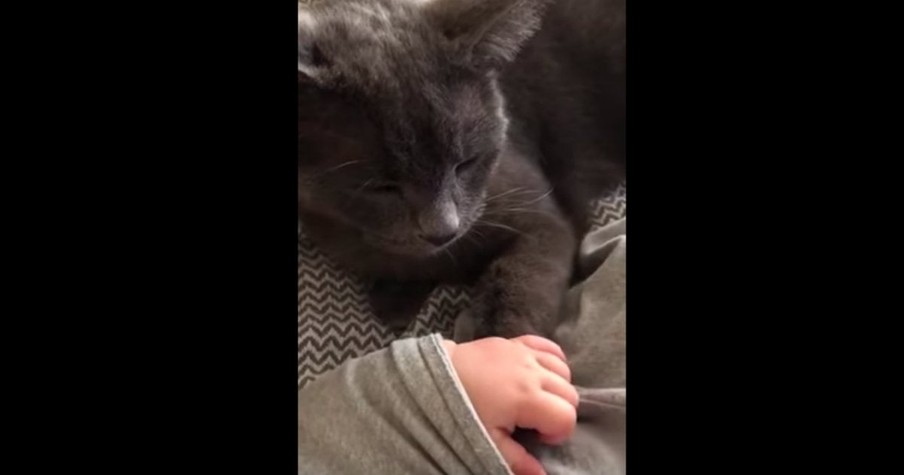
[298,0,625,338]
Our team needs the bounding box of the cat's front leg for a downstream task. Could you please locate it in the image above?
[469,209,576,339]
[367,279,435,334]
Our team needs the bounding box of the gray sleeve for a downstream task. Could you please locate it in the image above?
[298,333,513,475]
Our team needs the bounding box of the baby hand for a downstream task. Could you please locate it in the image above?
[442,335,579,475]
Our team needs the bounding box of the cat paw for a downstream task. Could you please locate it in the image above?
[367,280,435,334]
[472,314,543,340]
[469,256,568,339]
[468,294,549,339]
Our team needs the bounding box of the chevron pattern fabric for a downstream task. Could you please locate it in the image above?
[299,183,626,388]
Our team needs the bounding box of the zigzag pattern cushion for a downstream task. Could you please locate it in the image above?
[299,184,626,388]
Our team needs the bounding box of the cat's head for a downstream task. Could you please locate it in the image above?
[298,0,550,256]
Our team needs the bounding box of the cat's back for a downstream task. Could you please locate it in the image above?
[539,0,624,71]
[501,0,626,219]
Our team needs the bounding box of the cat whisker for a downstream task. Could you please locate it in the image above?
[484,206,560,220]
[468,226,488,239]
[511,187,555,207]
[355,178,376,194]
[463,228,489,247]
[483,187,527,202]
[483,187,541,203]
[462,233,482,247]
[440,247,459,268]
[496,207,554,215]
[477,220,524,235]
[342,177,376,208]
[305,159,368,181]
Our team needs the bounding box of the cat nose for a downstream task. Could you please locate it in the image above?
[418,202,460,246]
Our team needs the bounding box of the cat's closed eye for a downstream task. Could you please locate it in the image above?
[365,182,402,195]
[455,157,479,175]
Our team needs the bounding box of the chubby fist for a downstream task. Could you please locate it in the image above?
[442,335,579,475]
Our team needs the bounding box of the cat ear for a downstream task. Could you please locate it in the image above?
[298,40,329,82]
[426,0,552,70]
[298,9,327,82]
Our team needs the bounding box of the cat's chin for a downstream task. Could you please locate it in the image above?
[363,234,455,259]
